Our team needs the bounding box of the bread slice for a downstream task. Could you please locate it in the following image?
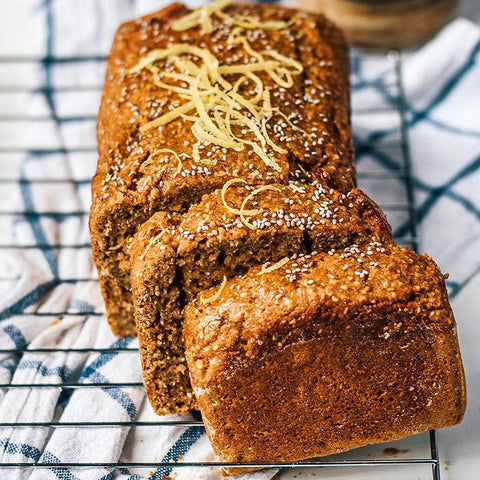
[90,2,354,336]
[184,243,466,472]
[131,182,392,414]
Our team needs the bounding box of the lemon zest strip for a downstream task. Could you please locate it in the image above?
[257,256,290,275]
[201,275,228,304]
[239,185,282,229]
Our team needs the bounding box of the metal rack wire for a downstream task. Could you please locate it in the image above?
[0,50,441,479]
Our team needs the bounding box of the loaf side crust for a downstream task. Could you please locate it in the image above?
[184,244,466,469]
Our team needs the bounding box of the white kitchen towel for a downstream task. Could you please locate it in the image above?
[0,1,479,479]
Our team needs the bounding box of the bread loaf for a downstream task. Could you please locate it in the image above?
[93,2,466,466]
[184,243,466,471]
[131,183,392,414]
[90,2,355,337]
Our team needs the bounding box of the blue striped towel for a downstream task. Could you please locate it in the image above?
[0,1,479,479]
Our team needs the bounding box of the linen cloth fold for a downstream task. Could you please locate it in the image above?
[0,1,479,479]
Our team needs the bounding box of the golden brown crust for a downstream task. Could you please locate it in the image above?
[131,184,392,415]
[90,2,355,336]
[184,244,466,470]
[94,2,353,204]
[137,183,392,267]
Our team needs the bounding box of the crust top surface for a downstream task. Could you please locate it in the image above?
[93,2,353,218]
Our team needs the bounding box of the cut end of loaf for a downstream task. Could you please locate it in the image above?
[131,182,393,414]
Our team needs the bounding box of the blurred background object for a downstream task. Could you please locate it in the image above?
[296,0,460,49]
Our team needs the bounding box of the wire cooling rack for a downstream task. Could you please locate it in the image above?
[0,48,442,480]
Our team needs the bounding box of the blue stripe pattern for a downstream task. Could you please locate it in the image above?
[151,426,205,480]
[0,438,42,461]
[0,280,59,320]
[3,325,27,349]
[79,337,138,420]
[69,299,96,313]
[0,360,16,374]
[15,360,72,379]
